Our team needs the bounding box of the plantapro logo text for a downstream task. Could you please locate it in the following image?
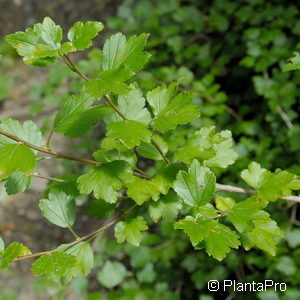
[208,279,287,292]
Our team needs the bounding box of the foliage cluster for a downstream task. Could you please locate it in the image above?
[0,1,300,298]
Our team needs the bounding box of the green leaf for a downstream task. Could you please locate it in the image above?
[115,216,148,246]
[85,67,133,98]
[0,118,43,148]
[126,177,160,205]
[104,85,151,125]
[241,162,296,201]
[31,251,76,281]
[93,148,137,167]
[147,84,200,131]
[275,256,296,276]
[5,17,62,66]
[85,199,115,219]
[77,161,129,203]
[5,171,31,195]
[242,211,283,256]
[137,134,168,161]
[137,263,156,283]
[102,33,150,72]
[149,191,182,222]
[286,229,300,248]
[107,120,152,148]
[175,126,237,168]
[198,203,218,217]
[0,144,36,179]
[283,52,300,71]
[241,162,268,189]
[175,216,240,260]
[63,242,94,282]
[0,242,31,269]
[68,21,104,50]
[174,160,216,207]
[39,188,76,228]
[215,196,235,211]
[97,261,127,288]
[54,91,110,138]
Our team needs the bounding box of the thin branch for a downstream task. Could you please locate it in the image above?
[62,54,90,82]
[276,106,294,129]
[151,139,171,164]
[104,94,127,120]
[46,130,54,149]
[214,183,300,203]
[13,204,137,262]
[31,173,65,183]
[0,129,100,166]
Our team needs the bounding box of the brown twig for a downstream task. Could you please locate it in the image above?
[13,204,137,262]
[214,183,300,203]
[31,173,65,183]
[0,129,100,166]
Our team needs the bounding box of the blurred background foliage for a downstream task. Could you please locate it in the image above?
[1,0,300,299]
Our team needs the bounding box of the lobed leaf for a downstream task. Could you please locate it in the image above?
[31,251,76,281]
[68,21,104,50]
[174,160,216,207]
[115,216,148,246]
[0,242,31,269]
[175,216,240,260]
[39,188,76,228]
[175,126,237,168]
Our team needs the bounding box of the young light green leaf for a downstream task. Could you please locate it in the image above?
[0,144,36,179]
[198,203,218,218]
[104,85,151,125]
[240,162,267,189]
[215,196,235,211]
[5,17,62,66]
[31,251,76,281]
[77,161,129,203]
[97,261,127,288]
[39,188,76,228]
[115,216,148,246]
[5,171,31,195]
[146,84,200,131]
[107,120,152,148]
[175,216,240,260]
[241,162,296,201]
[68,21,104,50]
[175,126,237,168]
[0,118,43,149]
[85,67,133,98]
[174,160,216,207]
[63,242,94,282]
[126,177,160,205]
[102,33,150,72]
[149,191,182,222]
[0,242,31,269]
[54,91,111,138]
